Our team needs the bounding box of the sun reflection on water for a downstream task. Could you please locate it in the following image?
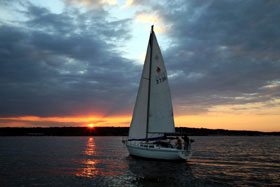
[76,159,99,177]
[76,137,125,178]
[76,137,100,177]
[84,137,95,155]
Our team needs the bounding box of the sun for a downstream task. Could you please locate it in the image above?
[88,123,94,128]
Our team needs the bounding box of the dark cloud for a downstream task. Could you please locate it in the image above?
[155,0,280,114]
[0,0,279,120]
[0,2,137,118]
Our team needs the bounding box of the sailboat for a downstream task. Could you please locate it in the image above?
[124,26,192,160]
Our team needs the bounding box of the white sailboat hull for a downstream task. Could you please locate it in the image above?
[126,142,192,160]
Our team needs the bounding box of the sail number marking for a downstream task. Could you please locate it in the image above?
[156,72,167,84]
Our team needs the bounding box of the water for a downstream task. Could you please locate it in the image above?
[0,136,279,186]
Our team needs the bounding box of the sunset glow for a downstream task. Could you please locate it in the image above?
[88,124,94,128]
[0,115,131,128]
[0,105,279,132]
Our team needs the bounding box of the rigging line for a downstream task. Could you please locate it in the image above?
[146,25,154,140]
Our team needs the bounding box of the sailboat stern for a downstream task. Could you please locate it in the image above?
[178,150,192,160]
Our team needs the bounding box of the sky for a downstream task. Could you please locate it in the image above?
[0,0,279,132]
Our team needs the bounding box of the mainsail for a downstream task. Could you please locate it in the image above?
[128,26,175,140]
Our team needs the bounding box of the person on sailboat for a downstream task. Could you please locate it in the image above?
[176,137,183,149]
[183,136,190,150]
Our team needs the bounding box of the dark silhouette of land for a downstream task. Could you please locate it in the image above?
[0,127,279,136]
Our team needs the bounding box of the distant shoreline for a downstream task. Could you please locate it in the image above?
[0,127,279,136]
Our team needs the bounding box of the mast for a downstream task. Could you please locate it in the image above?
[146,25,154,140]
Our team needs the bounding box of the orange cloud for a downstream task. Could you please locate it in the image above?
[1,100,279,131]
[135,10,169,33]
[175,113,280,132]
[0,115,131,127]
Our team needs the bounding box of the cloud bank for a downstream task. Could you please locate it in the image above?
[0,2,137,118]
[0,0,279,125]
[156,0,280,114]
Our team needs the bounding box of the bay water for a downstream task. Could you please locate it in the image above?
[0,136,279,186]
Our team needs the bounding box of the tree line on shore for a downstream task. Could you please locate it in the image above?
[0,127,279,136]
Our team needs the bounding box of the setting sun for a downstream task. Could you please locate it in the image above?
[88,124,94,128]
